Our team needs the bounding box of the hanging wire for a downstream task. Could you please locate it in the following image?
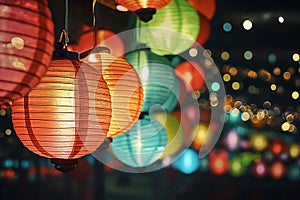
[92,0,97,48]
[58,0,70,48]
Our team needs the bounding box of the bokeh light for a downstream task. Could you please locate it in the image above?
[243,19,253,30]
[244,50,253,60]
[223,22,232,32]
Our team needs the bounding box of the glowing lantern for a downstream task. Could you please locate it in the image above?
[172,148,200,175]
[269,161,286,179]
[251,160,267,178]
[111,115,168,168]
[69,29,125,58]
[289,144,300,159]
[270,139,285,156]
[187,0,216,20]
[115,0,172,22]
[152,112,184,159]
[137,0,200,56]
[209,149,229,175]
[250,133,268,152]
[192,123,210,151]
[175,61,205,92]
[125,48,179,112]
[194,14,211,46]
[229,156,246,177]
[0,0,54,107]
[12,57,112,172]
[85,48,144,138]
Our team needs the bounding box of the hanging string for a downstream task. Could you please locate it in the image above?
[58,0,69,48]
[92,0,97,48]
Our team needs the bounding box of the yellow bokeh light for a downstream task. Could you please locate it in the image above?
[116,4,128,12]
[278,16,284,23]
[241,112,250,121]
[283,71,291,80]
[232,82,240,90]
[229,67,238,76]
[189,48,198,57]
[281,122,290,131]
[270,84,277,91]
[223,73,231,82]
[273,67,281,75]
[221,51,230,61]
[243,19,253,30]
[292,53,300,62]
[0,109,6,116]
[292,91,299,99]
[5,129,12,135]
[289,144,300,158]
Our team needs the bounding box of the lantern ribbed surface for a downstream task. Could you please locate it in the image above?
[137,0,200,56]
[85,51,144,138]
[12,59,112,159]
[125,48,179,112]
[0,0,54,107]
[111,115,167,167]
[115,0,171,12]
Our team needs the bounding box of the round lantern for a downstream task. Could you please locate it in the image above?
[137,0,200,56]
[194,14,212,46]
[251,160,268,178]
[84,48,144,138]
[111,114,168,168]
[152,112,184,159]
[187,0,216,20]
[12,58,112,172]
[69,29,125,58]
[269,161,286,179]
[125,48,179,112]
[0,0,54,107]
[115,0,172,22]
[209,149,229,175]
[175,61,205,92]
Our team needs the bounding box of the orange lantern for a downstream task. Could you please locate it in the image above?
[85,48,144,138]
[12,55,112,172]
[270,139,285,156]
[175,61,205,92]
[115,0,172,22]
[209,149,229,175]
[187,0,216,20]
[69,29,125,58]
[0,0,54,107]
[270,161,286,179]
[194,14,212,46]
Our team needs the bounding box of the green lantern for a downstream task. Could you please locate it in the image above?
[111,115,168,167]
[125,48,179,112]
[136,0,200,56]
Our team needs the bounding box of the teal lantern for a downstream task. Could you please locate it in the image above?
[136,0,200,56]
[111,115,168,167]
[125,48,179,112]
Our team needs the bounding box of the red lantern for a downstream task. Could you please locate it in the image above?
[209,149,229,175]
[175,61,205,92]
[270,139,285,156]
[69,28,125,58]
[194,14,211,46]
[0,0,54,107]
[84,49,144,138]
[12,58,112,172]
[115,0,172,22]
[187,0,216,20]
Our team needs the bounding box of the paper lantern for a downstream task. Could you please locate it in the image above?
[187,0,216,20]
[209,149,229,175]
[12,58,112,172]
[172,148,200,175]
[269,161,286,179]
[137,0,200,55]
[111,115,168,167]
[125,48,179,112]
[175,61,205,92]
[115,0,172,22]
[69,29,125,58]
[250,133,268,152]
[194,14,211,46]
[84,48,144,138]
[152,112,184,159]
[251,160,267,178]
[0,0,54,107]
